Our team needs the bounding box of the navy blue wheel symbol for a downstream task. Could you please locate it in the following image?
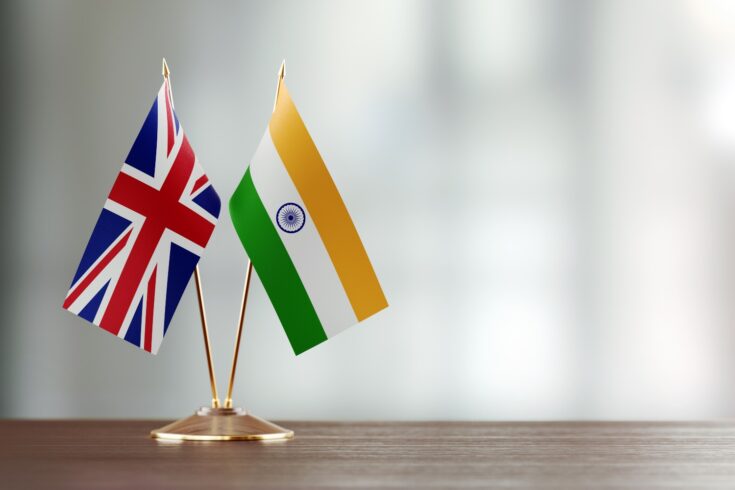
[276,202,306,233]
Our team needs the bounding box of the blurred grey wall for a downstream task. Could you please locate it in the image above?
[3,0,735,419]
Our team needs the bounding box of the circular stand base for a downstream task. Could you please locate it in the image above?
[150,407,294,441]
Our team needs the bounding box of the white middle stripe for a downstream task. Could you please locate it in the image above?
[249,129,357,337]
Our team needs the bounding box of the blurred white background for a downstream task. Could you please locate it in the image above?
[2,0,735,420]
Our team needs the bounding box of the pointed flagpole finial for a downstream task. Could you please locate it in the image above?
[273,60,286,112]
[162,58,170,79]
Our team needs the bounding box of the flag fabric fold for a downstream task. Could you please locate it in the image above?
[63,79,220,354]
[229,80,387,355]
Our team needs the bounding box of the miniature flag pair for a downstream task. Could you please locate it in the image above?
[63,63,387,355]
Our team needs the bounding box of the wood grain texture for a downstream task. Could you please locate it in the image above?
[2,420,735,489]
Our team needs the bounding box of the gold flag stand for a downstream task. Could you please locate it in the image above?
[150,60,293,442]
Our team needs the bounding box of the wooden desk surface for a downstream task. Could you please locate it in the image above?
[2,420,735,489]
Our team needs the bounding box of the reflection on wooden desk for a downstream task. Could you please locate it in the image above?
[1,420,735,489]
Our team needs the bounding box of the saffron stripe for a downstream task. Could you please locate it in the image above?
[269,83,388,320]
[229,169,328,354]
[63,228,132,309]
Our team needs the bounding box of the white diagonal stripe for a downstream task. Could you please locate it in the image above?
[249,129,357,337]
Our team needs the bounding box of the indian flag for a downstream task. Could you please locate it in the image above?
[228,72,388,355]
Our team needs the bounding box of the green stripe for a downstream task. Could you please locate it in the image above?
[229,169,327,354]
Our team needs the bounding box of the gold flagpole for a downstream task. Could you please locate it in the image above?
[193,267,221,409]
[163,58,220,409]
[274,60,286,110]
[223,60,285,409]
[151,59,292,441]
[223,261,252,408]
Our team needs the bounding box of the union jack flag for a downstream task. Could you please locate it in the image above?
[63,78,220,354]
